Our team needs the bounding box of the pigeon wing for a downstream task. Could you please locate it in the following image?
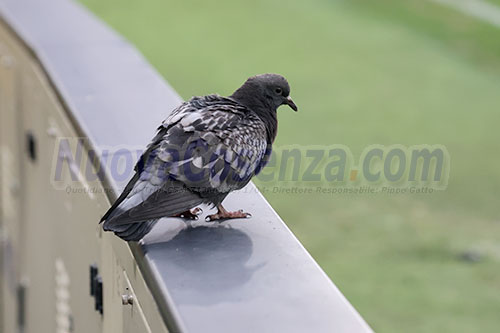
[156,96,269,195]
[102,95,269,226]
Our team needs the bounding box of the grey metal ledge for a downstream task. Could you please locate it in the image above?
[0,0,372,332]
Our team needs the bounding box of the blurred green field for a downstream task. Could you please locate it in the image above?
[80,0,500,331]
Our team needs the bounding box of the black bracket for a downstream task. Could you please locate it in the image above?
[89,264,103,315]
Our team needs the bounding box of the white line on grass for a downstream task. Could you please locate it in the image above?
[431,0,500,28]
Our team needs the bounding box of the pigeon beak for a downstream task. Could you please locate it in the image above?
[285,96,298,112]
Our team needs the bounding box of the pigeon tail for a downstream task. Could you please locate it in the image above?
[102,180,205,227]
[103,219,158,242]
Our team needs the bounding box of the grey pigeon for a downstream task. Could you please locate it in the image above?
[100,73,297,241]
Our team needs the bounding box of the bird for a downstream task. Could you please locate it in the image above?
[100,73,298,241]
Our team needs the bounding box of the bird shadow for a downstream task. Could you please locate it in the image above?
[142,225,265,306]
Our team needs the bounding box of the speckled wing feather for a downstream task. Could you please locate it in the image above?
[101,95,269,227]
[159,95,269,193]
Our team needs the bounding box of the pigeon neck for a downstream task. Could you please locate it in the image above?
[229,92,278,144]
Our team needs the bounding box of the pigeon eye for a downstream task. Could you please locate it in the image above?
[275,88,282,95]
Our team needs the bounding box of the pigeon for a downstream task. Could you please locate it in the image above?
[100,73,298,241]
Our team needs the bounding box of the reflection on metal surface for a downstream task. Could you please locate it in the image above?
[145,226,264,306]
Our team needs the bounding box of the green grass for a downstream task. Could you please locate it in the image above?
[486,0,500,8]
[80,0,500,331]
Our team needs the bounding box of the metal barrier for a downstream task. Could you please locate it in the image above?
[0,0,372,332]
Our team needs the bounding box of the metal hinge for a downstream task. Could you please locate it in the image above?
[17,281,27,333]
[89,264,103,315]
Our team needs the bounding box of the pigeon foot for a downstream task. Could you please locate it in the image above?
[174,207,203,220]
[205,204,251,222]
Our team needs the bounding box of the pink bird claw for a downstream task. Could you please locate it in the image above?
[205,205,252,222]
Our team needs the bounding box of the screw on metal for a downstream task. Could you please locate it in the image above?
[121,294,134,305]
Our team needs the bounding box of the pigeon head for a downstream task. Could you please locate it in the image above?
[230,73,298,113]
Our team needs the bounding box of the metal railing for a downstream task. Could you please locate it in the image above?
[0,0,372,332]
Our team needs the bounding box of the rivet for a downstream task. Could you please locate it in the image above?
[121,294,134,305]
